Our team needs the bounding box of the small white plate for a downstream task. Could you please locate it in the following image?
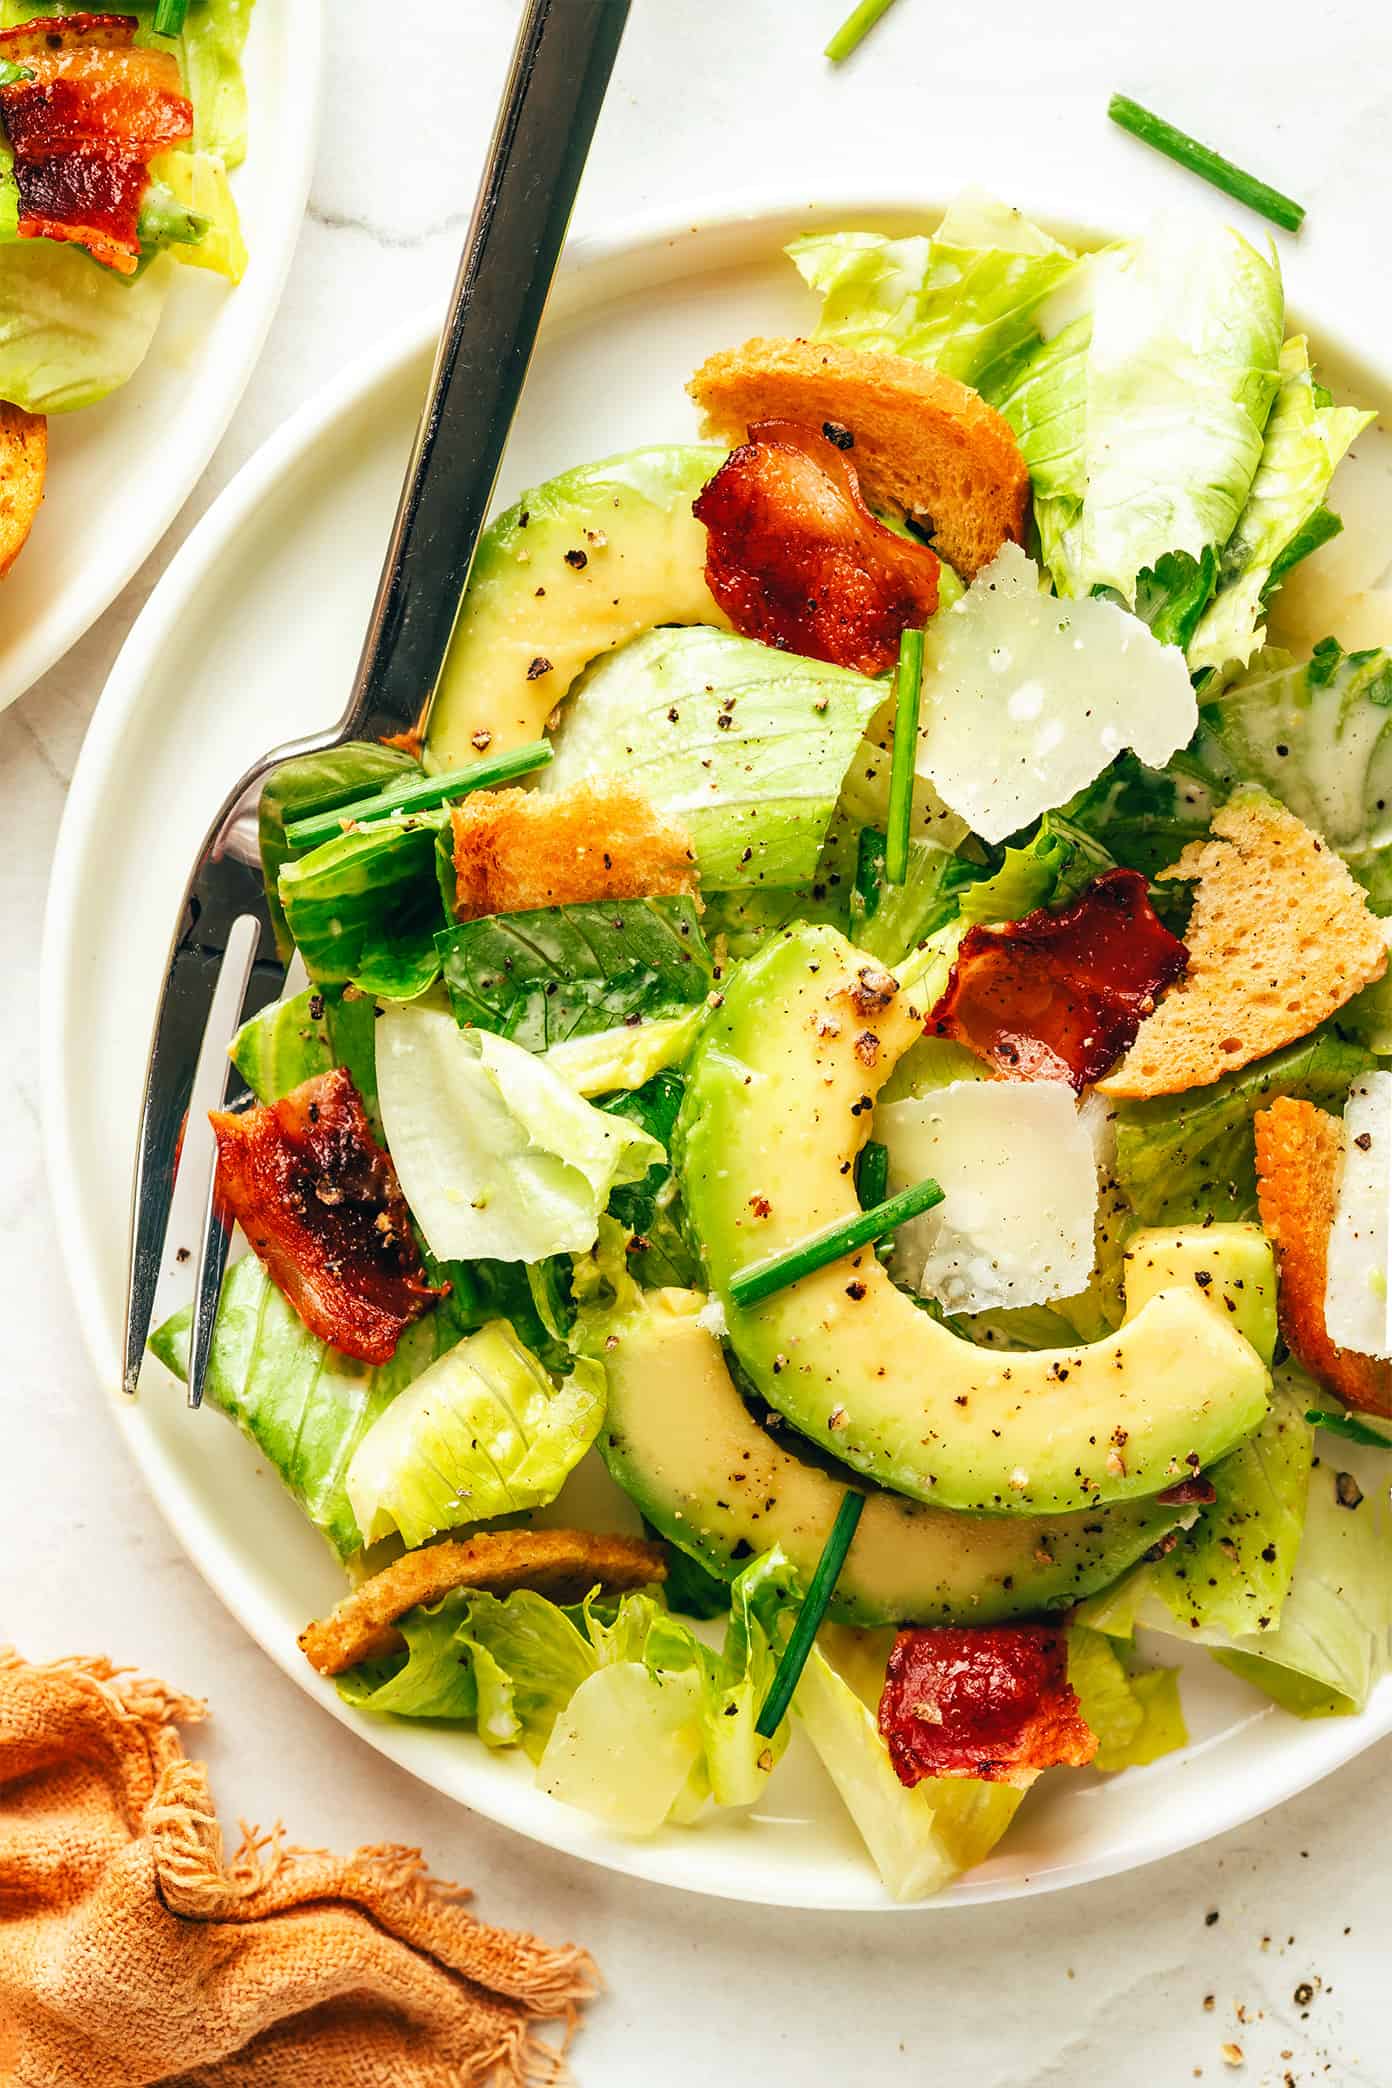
[40,194,1392,1910]
[0,0,321,713]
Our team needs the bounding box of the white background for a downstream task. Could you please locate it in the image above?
[4,2,1391,2080]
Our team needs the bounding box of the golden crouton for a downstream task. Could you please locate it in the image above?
[300,1527,668,1678]
[452,777,697,919]
[1099,795,1388,1100]
[0,402,45,577]
[1255,1097,1392,1417]
[687,336,1028,578]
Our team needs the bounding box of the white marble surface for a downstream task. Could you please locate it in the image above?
[4,1,1392,2080]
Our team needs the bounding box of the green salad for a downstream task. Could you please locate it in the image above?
[151,194,1392,1901]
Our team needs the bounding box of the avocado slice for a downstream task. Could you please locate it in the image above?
[1120,1224,1277,1366]
[676,924,1272,1514]
[425,446,728,774]
[600,1288,1192,1626]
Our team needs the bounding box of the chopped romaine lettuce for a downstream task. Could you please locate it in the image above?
[1192,639,1392,906]
[914,544,1198,844]
[0,244,174,413]
[1112,1030,1375,1226]
[375,1001,663,1264]
[1080,1383,1392,1717]
[345,1320,605,1549]
[1065,1626,1187,1772]
[599,1073,701,1289]
[542,626,883,887]
[1059,750,1221,888]
[341,1552,797,1832]
[1044,216,1284,605]
[148,1256,445,1559]
[788,194,1080,404]
[849,830,968,963]
[1189,339,1373,678]
[436,898,712,1050]
[229,986,335,1101]
[791,1640,1024,1901]
[541,1007,705,1098]
[278,813,449,999]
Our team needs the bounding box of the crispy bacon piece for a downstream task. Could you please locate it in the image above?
[1255,1096,1392,1418]
[928,868,1189,1092]
[0,14,192,275]
[878,1625,1097,1787]
[211,1068,441,1367]
[692,419,940,674]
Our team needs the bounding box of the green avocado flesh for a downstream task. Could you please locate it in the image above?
[599,1289,1191,1626]
[676,924,1273,1514]
[425,446,728,774]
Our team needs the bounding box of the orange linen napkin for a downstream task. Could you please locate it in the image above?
[0,1649,597,2086]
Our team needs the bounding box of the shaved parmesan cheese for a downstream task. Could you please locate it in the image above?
[1324,1072,1392,1359]
[913,543,1197,844]
[877,1080,1098,1316]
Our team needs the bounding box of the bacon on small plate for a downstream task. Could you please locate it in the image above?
[211,1068,441,1367]
[692,418,940,675]
[0,14,192,274]
[929,868,1189,1091]
[879,1625,1097,1787]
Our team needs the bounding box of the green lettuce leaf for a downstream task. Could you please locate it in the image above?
[228,984,381,1117]
[0,243,173,412]
[345,1319,606,1549]
[1191,639,1392,906]
[341,1552,798,1833]
[849,830,969,964]
[788,194,1081,404]
[148,1256,446,1559]
[278,812,450,998]
[599,1072,701,1289]
[259,743,420,962]
[375,1000,663,1264]
[791,1638,1024,1901]
[1065,1626,1187,1772]
[542,626,884,887]
[1044,217,1284,604]
[1189,339,1373,678]
[1111,1029,1375,1226]
[540,1008,704,1098]
[1059,750,1221,888]
[1082,1414,1392,1718]
[437,898,713,1050]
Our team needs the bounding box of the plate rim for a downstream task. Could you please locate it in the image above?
[0,0,324,715]
[39,184,1392,1911]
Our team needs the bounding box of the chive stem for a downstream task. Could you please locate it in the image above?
[884,625,923,887]
[825,0,900,62]
[1305,1408,1392,1451]
[153,0,189,33]
[285,741,552,847]
[855,1139,888,1211]
[729,1176,943,1309]
[756,1490,865,1736]
[1107,95,1305,234]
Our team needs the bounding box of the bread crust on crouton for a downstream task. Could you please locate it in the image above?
[1255,1095,1392,1417]
[452,778,697,919]
[300,1527,668,1677]
[688,336,1028,578]
[1100,795,1388,1100]
[0,403,45,578]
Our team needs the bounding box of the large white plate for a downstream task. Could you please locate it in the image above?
[0,0,321,712]
[40,195,1392,1910]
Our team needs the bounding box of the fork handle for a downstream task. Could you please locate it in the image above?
[343,0,631,748]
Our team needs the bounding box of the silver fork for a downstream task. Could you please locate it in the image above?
[123,0,632,1408]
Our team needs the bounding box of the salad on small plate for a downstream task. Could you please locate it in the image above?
[148,192,1392,1903]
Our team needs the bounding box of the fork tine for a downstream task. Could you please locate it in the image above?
[182,912,265,1410]
[124,852,283,1394]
